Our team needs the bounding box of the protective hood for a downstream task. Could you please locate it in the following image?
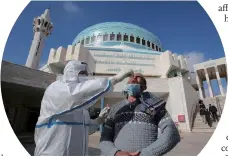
[62,60,88,82]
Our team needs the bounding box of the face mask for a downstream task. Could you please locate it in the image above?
[123,84,141,97]
[78,75,94,83]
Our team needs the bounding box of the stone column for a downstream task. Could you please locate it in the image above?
[215,66,225,96]
[196,71,204,99]
[204,68,214,98]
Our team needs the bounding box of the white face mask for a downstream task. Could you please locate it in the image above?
[78,75,94,83]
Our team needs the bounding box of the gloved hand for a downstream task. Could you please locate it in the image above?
[109,69,134,86]
[99,106,110,118]
[92,106,110,125]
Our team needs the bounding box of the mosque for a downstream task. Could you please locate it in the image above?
[1,8,227,139]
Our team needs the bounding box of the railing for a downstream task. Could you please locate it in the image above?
[190,102,199,131]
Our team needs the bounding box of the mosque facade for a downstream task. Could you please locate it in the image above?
[22,9,226,133]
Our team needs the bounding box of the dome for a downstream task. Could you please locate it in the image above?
[72,22,163,52]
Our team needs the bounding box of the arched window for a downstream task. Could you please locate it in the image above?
[156,45,158,51]
[147,41,150,47]
[130,35,134,42]
[159,47,161,52]
[97,34,102,42]
[152,43,155,50]
[44,22,48,27]
[85,37,90,44]
[37,19,41,25]
[110,32,115,40]
[81,39,84,45]
[103,33,108,41]
[124,33,128,41]
[91,35,96,43]
[136,36,140,44]
[117,33,122,41]
[142,38,145,46]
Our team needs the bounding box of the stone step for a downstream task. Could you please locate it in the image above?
[193,125,217,129]
[191,128,215,133]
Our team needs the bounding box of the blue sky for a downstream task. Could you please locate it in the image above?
[3,1,226,96]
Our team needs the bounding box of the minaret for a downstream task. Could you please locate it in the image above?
[25,9,53,69]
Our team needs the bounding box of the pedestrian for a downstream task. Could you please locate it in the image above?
[205,109,212,128]
[34,60,134,156]
[199,100,206,123]
[209,104,219,122]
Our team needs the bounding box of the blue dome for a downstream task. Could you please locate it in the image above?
[72,22,163,52]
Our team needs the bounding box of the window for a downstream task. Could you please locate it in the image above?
[81,39,84,45]
[110,33,115,40]
[156,45,158,51]
[97,34,102,42]
[103,33,108,41]
[159,47,161,52]
[37,19,41,25]
[124,33,128,41]
[91,35,96,43]
[85,37,90,44]
[117,33,122,41]
[44,22,48,27]
[136,36,140,44]
[130,35,134,42]
[152,43,155,50]
[147,41,150,47]
[142,38,145,46]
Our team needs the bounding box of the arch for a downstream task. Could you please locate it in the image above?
[81,39,84,45]
[117,33,122,41]
[110,32,115,40]
[136,36,140,44]
[142,38,145,46]
[85,36,90,44]
[123,33,128,41]
[44,22,48,27]
[156,45,158,51]
[130,35,134,42]
[91,35,96,43]
[152,43,155,50]
[37,19,41,25]
[103,33,108,41]
[147,40,150,47]
[97,34,102,42]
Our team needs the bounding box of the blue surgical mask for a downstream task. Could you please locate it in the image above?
[123,84,141,97]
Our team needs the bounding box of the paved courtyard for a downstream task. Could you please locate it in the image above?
[23,132,213,156]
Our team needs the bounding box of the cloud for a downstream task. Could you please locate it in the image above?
[183,51,206,72]
[63,2,81,13]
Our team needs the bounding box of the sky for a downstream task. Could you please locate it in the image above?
[3,1,226,96]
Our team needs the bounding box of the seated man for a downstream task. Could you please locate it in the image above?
[100,73,180,156]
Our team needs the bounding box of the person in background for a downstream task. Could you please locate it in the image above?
[199,100,206,123]
[204,109,212,128]
[99,73,180,156]
[209,104,219,122]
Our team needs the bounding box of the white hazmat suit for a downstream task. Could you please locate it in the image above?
[34,60,133,156]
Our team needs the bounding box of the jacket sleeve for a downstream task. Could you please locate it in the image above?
[71,78,113,110]
[140,108,180,156]
[99,105,120,156]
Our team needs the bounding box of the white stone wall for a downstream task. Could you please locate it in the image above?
[42,44,191,79]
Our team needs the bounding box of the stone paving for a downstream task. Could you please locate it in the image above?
[22,132,213,156]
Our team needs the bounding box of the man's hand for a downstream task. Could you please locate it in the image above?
[129,151,140,156]
[115,151,131,156]
[115,151,140,156]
